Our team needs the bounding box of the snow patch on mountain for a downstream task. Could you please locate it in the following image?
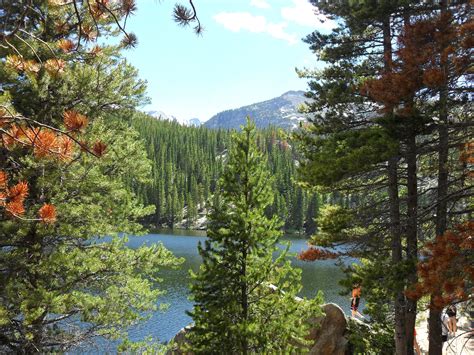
[146,110,202,126]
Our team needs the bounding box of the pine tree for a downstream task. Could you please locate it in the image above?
[0,1,193,350]
[187,119,322,354]
[0,117,183,352]
[292,186,305,234]
[297,2,472,353]
[304,194,319,236]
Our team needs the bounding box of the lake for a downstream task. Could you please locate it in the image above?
[78,230,354,351]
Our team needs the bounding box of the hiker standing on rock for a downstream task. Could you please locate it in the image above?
[350,283,363,318]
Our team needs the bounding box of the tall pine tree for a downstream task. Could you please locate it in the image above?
[187,119,322,354]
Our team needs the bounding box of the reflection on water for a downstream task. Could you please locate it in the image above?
[121,232,350,344]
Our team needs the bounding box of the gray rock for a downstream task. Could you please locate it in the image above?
[307,303,348,355]
[166,303,350,354]
[166,325,193,355]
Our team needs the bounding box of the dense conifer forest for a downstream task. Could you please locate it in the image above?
[127,111,348,233]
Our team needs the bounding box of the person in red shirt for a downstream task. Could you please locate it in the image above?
[350,283,363,318]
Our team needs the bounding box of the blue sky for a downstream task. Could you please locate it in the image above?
[122,0,335,121]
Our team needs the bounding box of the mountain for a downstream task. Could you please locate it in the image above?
[146,110,201,126]
[147,110,178,122]
[188,118,202,126]
[204,90,307,130]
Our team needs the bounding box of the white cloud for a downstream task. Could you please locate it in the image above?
[213,12,297,45]
[214,12,266,32]
[250,0,271,9]
[266,22,297,44]
[281,0,336,30]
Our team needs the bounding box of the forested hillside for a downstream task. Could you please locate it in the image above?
[127,112,344,232]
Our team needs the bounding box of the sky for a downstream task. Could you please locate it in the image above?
[122,0,335,121]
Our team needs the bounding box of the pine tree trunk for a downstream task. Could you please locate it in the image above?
[241,245,248,355]
[383,17,407,355]
[428,4,450,353]
[427,115,448,355]
[428,103,448,355]
[388,157,407,355]
[428,2,450,353]
[428,118,448,354]
[405,129,418,355]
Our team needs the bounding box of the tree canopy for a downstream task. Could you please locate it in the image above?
[297,1,472,353]
[0,1,185,352]
[187,119,322,354]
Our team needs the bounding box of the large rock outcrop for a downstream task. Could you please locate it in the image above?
[307,303,348,354]
[166,303,350,354]
[166,325,192,354]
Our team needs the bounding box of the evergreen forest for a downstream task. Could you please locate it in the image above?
[0,0,472,354]
[127,111,347,234]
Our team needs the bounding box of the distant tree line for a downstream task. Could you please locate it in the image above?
[127,112,353,233]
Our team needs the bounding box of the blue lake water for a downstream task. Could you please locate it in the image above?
[76,231,355,351]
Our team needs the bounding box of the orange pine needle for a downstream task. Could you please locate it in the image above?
[5,55,24,72]
[6,200,25,216]
[44,58,66,76]
[0,171,7,190]
[63,110,88,131]
[298,247,339,261]
[0,192,6,207]
[407,221,473,309]
[33,130,58,158]
[57,39,75,53]
[38,204,56,223]
[8,181,29,202]
[93,141,107,157]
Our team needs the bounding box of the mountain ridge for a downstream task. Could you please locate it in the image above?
[146,90,308,129]
[204,90,307,130]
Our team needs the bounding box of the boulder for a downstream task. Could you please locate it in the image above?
[166,303,350,354]
[166,325,193,355]
[307,303,348,355]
